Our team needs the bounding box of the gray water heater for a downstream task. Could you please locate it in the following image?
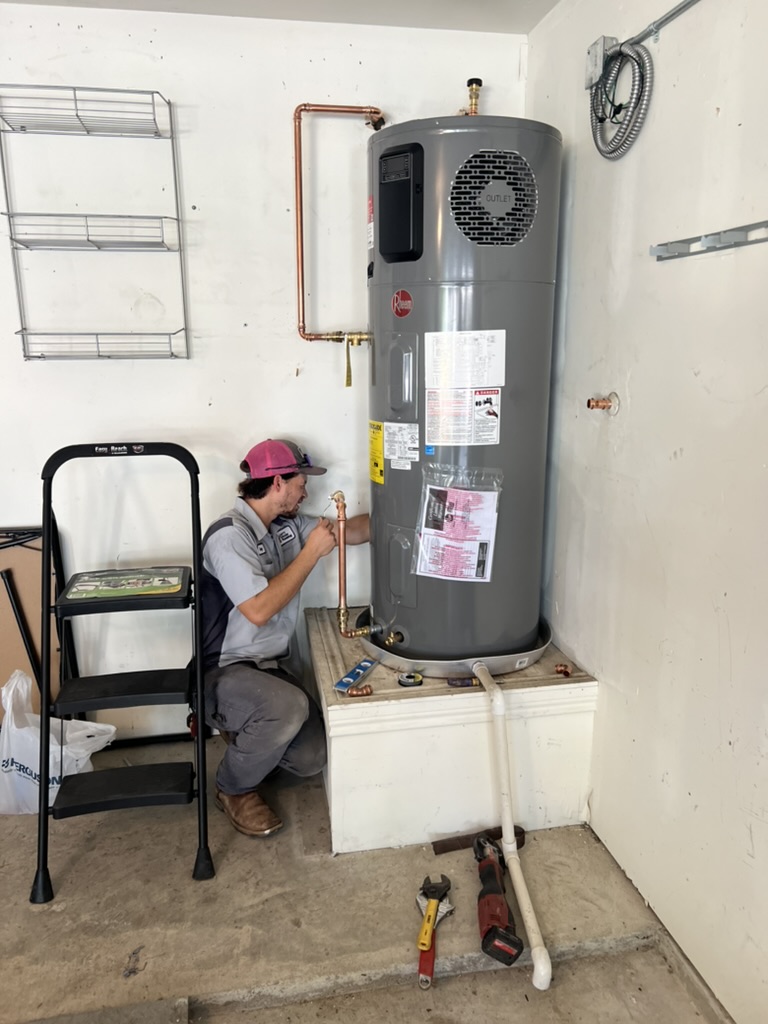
[366,113,562,668]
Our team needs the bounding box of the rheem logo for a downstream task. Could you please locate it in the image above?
[391,290,413,318]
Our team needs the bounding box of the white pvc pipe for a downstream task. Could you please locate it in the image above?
[473,661,552,992]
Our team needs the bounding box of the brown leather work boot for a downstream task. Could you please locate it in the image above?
[215,789,283,837]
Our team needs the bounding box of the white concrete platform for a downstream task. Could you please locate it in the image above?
[306,608,597,854]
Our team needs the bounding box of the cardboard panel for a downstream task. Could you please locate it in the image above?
[0,530,61,718]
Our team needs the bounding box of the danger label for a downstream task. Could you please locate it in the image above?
[391,290,413,318]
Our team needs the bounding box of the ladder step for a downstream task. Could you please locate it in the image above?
[52,763,194,818]
[56,566,192,617]
[53,668,191,714]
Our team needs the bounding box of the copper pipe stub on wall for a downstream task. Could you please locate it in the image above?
[586,391,620,415]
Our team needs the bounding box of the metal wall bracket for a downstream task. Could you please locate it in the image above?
[651,220,768,261]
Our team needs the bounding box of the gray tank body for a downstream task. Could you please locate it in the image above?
[366,115,562,660]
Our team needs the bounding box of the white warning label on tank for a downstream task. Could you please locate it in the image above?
[426,387,501,446]
[384,422,419,462]
[424,330,506,389]
[424,331,504,446]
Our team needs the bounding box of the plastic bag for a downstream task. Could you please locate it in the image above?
[0,670,116,814]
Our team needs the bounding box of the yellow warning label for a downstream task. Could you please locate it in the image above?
[369,420,384,485]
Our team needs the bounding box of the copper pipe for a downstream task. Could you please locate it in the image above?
[586,391,620,414]
[330,490,349,632]
[293,103,384,344]
[330,489,386,642]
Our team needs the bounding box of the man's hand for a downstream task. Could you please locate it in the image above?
[237,517,337,627]
[305,517,337,559]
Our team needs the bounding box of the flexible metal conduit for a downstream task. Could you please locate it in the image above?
[590,41,654,160]
[293,103,384,344]
[590,0,702,160]
[473,661,552,991]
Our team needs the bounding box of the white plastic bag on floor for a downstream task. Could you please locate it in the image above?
[0,670,116,814]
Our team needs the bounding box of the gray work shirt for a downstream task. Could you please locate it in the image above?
[201,497,316,670]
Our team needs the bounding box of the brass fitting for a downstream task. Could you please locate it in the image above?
[346,332,372,347]
[467,78,483,116]
[344,625,377,640]
[302,330,345,343]
[383,631,404,648]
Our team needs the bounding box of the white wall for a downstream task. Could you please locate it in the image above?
[0,5,525,733]
[527,1,767,1020]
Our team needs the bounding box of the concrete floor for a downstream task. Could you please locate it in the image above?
[0,738,731,1024]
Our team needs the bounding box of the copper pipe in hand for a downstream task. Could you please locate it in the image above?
[330,490,380,641]
[330,490,348,632]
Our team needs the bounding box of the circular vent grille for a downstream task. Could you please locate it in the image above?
[450,149,538,246]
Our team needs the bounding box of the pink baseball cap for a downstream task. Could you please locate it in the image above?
[240,439,327,479]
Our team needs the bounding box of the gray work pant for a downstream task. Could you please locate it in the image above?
[203,661,327,795]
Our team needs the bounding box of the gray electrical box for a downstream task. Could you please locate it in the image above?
[585,35,618,89]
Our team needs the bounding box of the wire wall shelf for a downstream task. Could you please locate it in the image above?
[20,330,187,360]
[5,214,180,250]
[0,85,171,137]
[0,83,189,360]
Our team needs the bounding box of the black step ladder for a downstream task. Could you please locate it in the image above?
[30,442,215,904]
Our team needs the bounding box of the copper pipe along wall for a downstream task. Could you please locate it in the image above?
[293,103,384,343]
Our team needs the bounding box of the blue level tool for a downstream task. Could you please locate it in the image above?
[334,658,377,693]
